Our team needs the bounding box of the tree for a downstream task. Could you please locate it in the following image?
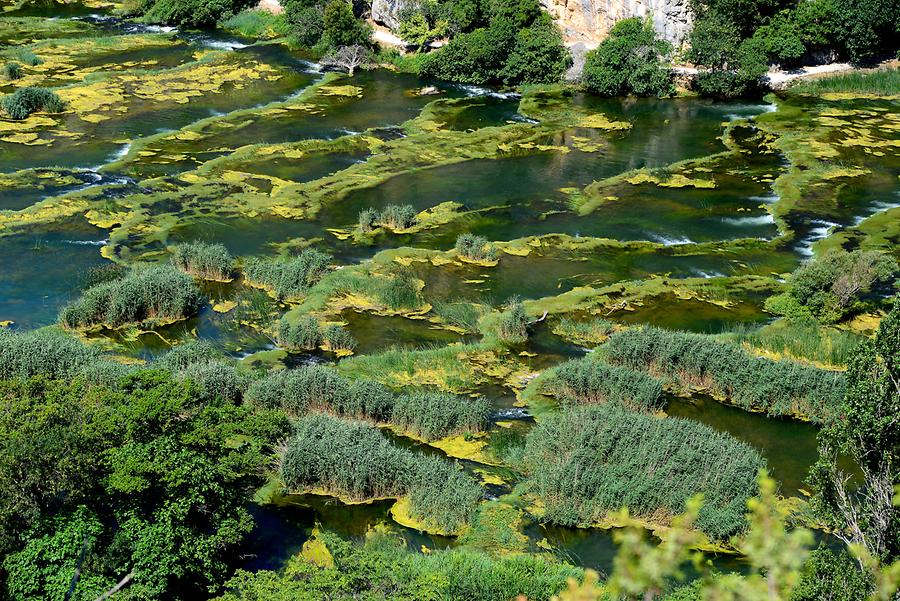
[752,9,806,67]
[687,14,768,98]
[282,0,325,47]
[581,17,674,97]
[322,0,372,48]
[809,303,900,566]
[321,44,372,75]
[498,14,571,85]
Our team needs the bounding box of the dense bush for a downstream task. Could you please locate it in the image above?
[170,241,234,280]
[0,370,287,599]
[419,0,568,85]
[140,0,251,27]
[357,207,377,232]
[321,323,356,353]
[2,63,21,80]
[60,264,204,329]
[243,249,332,300]
[545,356,665,412]
[1,87,65,120]
[322,0,372,47]
[0,329,100,380]
[524,404,765,539]
[217,530,581,601]
[455,233,499,262]
[751,9,806,67]
[278,315,322,350]
[378,204,417,230]
[392,391,491,440]
[281,414,482,531]
[768,249,898,323]
[157,339,221,372]
[282,0,325,46]
[604,326,845,421]
[687,15,768,99]
[582,17,674,97]
[488,297,530,343]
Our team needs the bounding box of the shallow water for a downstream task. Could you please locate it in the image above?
[1,7,897,581]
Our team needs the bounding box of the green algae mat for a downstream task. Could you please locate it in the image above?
[1,4,897,574]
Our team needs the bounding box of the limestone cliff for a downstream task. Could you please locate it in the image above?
[541,0,693,47]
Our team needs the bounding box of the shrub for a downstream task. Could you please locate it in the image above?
[243,249,332,300]
[1,87,65,120]
[582,17,674,97]
[378,204,417,230]
[545,356,665,412]
[376,268,422,310]
[281,414,481,531]
[59,264,204,329]
[322,0,372,48]
[12,48,41,66]
[170,241,234,281]
[604,326,846,422]
[419,26,509,84]
[455,233,499,262]
[278,315,321,350]
[497,14,571,85]
[357,207,377,233]
[141,0,241,27]
[771,249,898,323]
[222,9,289,37]
[322,324,356,353]
[687,15,768,99]
[392,390,490,440]
[181,361,246,403]
[524,404,765,540]
[752,9,806,67]
[284,3,325,47]
[3,62,22,80]
[0,329,100,380]
[492,297,529,343]
[157,339,221,372]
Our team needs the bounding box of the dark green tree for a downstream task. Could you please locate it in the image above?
[687,14,768,98]
[809,302,900,565]
[499,14,571,85]
[752,9,806,67]
[322,0,372,48]
[581,17,674,97]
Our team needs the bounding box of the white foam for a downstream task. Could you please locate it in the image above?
[796,220,839,257]
[749,192,780,204]
[722,213,776,226]
[65,239,108,246]
[650,234,694,246]
[455,84,519,99]
[201,39,247,51]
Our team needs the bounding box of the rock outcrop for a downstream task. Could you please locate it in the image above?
[371,0,406,30]
[541,0,692,47]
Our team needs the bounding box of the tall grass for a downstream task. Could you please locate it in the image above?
[524,404,765,540]
[11,48,41,66]
[455,233,499,262]
[243,249,332,300]
[0,329,100,380]
[3,62,21,80]
[170,241,234,280]
[723,319,862,367]
[277,315,321,350]
[481,297,529,344]
[376,267,423,310]
[59,264,204,329]
[790,67,900,96]
[553,317,614,346]
[247,365,488,439]
[378,205,417,230]
[605,326,846,422]
[433,301,487,333]
[281,414,482,532]
[222,10,289,38]
[545,356,665,412]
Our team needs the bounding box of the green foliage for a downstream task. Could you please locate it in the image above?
[752,9,806,67]
[1,86,65,120]
[789,66,900,95]
[378,204,417,229]
[357,207,377,232]
[772,249,898,323]
[282,0,324,47]
[0,370,287,598]
[490,296,530,343]
[376,267,423,310]
[2,62,21,80]
[792,546,873,600]
[247,365,486,438]
[498,14,572,85]
[170,240,234,280]
[687,16,768,99]
[322,323,356,352]
[392,390,490,440]
[553,317,614,346]
[222,9,289,37]
[524,404,765,539]
[281,414,482,531]
[545,355,665,412]
[582,17,674,97]
[181,360,247,403]
[11,48,42,66]
[836,0,900,64]
[455,233,499,262]
[322,0,372,48]
[278,314,322,350]
[605,326,846,421]
[140,0,248,27]
[724,318,862,366]
[809,302,900,562]
[243,249,332,300]
[157,339,222,372]
[216,530,581,600]
[433,300,487,333]
[59,264,204,329]
[0,328,101,380]
[419,0,567,85]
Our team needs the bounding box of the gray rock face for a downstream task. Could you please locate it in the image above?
[540,0,693,47]
[371,0,408,30]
